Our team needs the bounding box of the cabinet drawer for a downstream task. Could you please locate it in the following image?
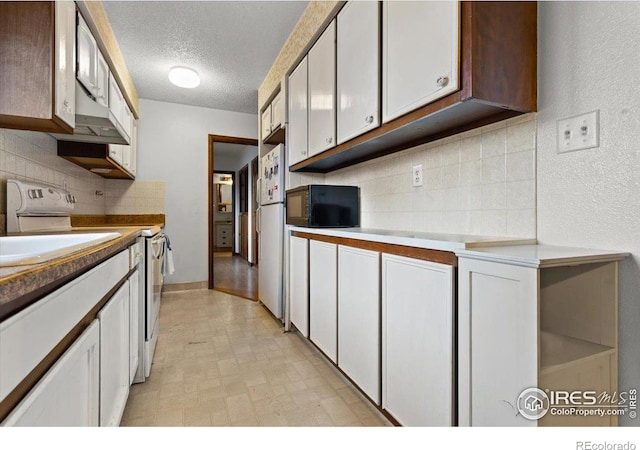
[0,250,129,402]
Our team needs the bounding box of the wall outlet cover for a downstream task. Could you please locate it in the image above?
[413,164,423,187]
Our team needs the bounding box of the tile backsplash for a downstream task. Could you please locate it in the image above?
[323,113,537,238]
[104,179,165,215]
[0,128,165,230]
[0,128,105,215]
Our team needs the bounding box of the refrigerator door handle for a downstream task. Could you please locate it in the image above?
[257,177,262,205]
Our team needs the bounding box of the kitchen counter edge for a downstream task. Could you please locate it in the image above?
[0,225,159,322]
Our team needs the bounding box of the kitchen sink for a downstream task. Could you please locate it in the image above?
[0,232,121,267]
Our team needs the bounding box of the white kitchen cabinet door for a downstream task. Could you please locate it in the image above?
[262,104,272,139]
[109,144,123,166]
[1,321,100,427]
[95,52,109,108]
[288,56,308,167]
[108,76,128,141]
[129,270,140,384]
[271,91,284,130]
[76,13,97,96]
[122,103,132,140]
[337,1,380,144]
[129,119,137,176]
[457,257,538,427]
[99,281,130,427]
[308,20,336,157]
[289,236,309,337]
[382,254,454,426]
[382,1,460,123]
[338,245,380,404]
[54,0,76,128]
[309,240,337,363]
[0,250,128,403]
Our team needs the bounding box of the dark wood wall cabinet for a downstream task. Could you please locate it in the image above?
[58,141,134,180]
[289,1,537,173]
[0,1,75,134]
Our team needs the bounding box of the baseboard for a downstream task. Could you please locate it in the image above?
[163,281,208,293]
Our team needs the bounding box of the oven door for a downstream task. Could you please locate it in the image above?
[146,234,165,341]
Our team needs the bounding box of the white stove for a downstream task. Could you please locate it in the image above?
[6,179,165,384]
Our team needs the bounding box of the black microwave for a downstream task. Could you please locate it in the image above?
[285,185,360,228]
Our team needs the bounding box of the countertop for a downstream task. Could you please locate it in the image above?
[454,244,630,268]
[289,226,536,252]
[0,223,162,322]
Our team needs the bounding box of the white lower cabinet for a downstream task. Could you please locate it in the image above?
[1,321,100,426]
[289,236,309,337]
[309,240,337,363]
[457,258,537,427]
[381,254,454,426]
[338,246,380,404]
[129,270,140,384]
[457,250,621,427]
[99,281,130,427]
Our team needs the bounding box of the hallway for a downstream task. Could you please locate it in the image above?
[120,289,390,426]
[213,252,258,300]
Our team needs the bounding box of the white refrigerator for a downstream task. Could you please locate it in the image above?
[258,144,284,320]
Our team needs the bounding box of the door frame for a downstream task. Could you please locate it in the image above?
[208,134,258,289]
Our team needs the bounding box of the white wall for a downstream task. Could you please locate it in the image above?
[137,98,257,284]
[538,2,640,425]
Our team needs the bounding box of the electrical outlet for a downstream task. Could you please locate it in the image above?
[412,164,423,187]
[557,110,600,154]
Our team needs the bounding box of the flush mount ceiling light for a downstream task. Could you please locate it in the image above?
[168,66,200,88]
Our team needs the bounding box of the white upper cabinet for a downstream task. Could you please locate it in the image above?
[308,20,336,157]
[54,0,76,128]
[95,51,109,108]
[337,1,380,144]
[76,13,98,96]
[382,1,460,123]
[109,144,123,166]
[108,75,131,143]
[261,104,272,138]
[271,91,284,131]
[288,56,308,167]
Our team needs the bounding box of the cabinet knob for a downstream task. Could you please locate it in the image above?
[365,115,374,124]
[326,137,333,144]
[63,100,69,107]
[436,76,449,88]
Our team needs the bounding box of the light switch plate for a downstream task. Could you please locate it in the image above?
[412,165,423,187]
[557,110,600,154]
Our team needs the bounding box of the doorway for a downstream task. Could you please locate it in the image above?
[208,135,259,300]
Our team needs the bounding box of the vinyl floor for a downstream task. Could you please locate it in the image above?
[120,289,390,427]
[213,252,258,301]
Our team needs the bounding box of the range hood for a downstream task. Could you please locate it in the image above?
[51,81,130,145]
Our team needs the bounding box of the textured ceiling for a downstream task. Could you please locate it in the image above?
[102,1,308,114]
